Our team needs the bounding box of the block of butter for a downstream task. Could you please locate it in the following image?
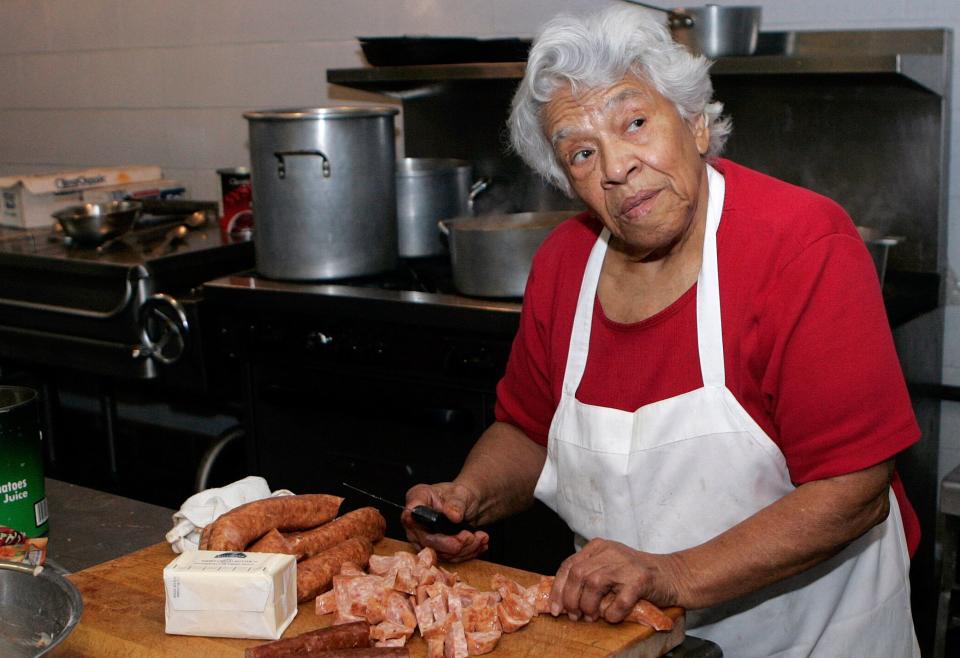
[164,550,298,640]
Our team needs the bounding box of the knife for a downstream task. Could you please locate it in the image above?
[341,482,472,536]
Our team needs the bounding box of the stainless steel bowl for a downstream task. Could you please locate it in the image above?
[52,200,143,246]
[0,563,84,656]
[670,5,762,58]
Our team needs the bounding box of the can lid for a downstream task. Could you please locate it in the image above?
[243,106,399,121]
[217,167,250,175]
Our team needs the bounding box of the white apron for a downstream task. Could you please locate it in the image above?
[533,165,919,657]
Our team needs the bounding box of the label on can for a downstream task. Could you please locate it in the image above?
[217,167,254,236]
[0,386,47,537]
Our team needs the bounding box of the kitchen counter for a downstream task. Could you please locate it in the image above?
[44,477,175,573]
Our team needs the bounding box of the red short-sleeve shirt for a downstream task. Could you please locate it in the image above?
[495,159,921,555]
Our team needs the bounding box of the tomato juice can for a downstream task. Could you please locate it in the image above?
[217,167,253,237]
[0,386,47,538]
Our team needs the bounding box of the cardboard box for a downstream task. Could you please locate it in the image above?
[164,550,298,640]
[83,179,187,204]
[0,165,163,228]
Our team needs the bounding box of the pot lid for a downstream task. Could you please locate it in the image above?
[243,106,399,121]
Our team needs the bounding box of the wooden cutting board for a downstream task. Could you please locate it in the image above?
[49,538,684,658]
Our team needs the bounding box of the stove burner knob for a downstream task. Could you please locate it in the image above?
[133,293,190,365]
[306,331,334,352]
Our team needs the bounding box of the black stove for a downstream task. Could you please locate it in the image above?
[0,213,253,380]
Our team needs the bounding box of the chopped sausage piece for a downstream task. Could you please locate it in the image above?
[335,574,388,624]
[384,590,417,632]
[465,630,502,656]
[426,637,445,658]
[394,566,418,595]
[496,591,535,633]
[528,577,552,614]
[243,621,369,658]
[297,537,373,602]
[368,554,397,576]
[307,650,409,658]
[340,561,366,576]
[460,601,499,633]
[316,590,338,616]
[371,620,412,644]
[624,598,674,631]
[204,494,344,551]
[443,619,469,658]
[416,546,438,569]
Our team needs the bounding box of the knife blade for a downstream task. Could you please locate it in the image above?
[341,482,471,536]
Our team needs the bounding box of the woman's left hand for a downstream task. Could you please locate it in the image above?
[549,538,684,623]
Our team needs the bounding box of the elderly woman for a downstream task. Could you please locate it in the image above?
[402,6,920,656]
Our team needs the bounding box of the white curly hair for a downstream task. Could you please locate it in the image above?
[508,5,731,197]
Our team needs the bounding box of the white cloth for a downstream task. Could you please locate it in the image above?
[165,476,294,553]
[533,165,920,657]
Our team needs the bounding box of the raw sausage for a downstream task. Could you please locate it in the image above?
[306,650,409,657]
[285,507,386,559]
[298,537,374,602]
[248,528,294,554]
[244,621,370,658]
[203,494,344,551]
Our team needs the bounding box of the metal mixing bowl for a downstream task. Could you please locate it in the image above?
[52,200,143,246]
[0,564,84,656]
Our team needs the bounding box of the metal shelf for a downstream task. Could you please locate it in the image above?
[327,29,950,97]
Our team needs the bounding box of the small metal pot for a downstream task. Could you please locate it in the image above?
[670,5,761,58]
[439,211,571,298]
[622,2,762,58]
[396,158,488,258]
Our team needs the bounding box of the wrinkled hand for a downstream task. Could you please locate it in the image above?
[550,538,681,623]
[402,482,489,562]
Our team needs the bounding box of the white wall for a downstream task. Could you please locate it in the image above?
[1,0,959,476]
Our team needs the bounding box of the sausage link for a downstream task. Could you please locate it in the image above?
[244,621,370,658]
[286,507,386,559]
[248,528,295,554]
[309,649,409,657]
[297,537,373,602]
[206,494,344,551]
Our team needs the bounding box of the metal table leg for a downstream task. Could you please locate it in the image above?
[935,465,960,658]
[98,381,119,484]
[934,513,957,658]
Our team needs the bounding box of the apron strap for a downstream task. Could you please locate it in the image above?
[697,164,726,388]
[562,227,609,396]
[561,163,726,395]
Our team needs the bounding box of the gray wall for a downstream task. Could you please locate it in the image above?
[0,0,959,477]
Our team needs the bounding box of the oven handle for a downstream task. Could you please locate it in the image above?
[0,268,145,319]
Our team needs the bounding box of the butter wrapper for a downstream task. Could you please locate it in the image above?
[164,550,298,640]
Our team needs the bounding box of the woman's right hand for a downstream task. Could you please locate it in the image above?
[402,482,489,562]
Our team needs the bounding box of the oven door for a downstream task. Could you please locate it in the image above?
[247,361,574,573]
[250,363,486,538]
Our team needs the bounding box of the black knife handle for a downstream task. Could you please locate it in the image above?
[411,505,471,535]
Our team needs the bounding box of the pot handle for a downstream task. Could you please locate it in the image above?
[467,176,491,215]
[437,219,451,236]
[618,0,693,27]
[274,150,332,179]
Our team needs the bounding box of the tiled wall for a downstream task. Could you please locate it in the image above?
[1,0,959,475]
